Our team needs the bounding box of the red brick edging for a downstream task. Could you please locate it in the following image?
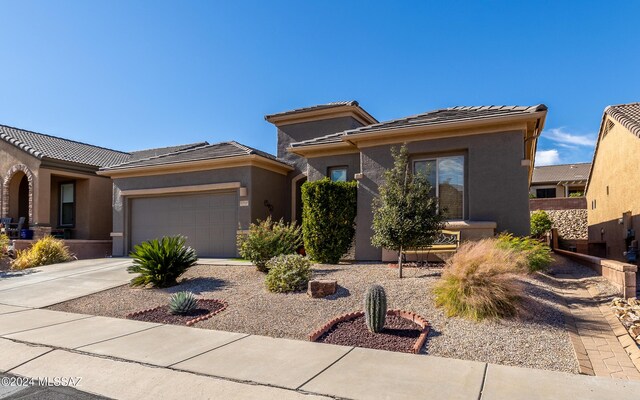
[126,299,228,326]
[309,309,430,354]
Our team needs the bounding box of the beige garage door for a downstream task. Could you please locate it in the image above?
[130,192,238,257]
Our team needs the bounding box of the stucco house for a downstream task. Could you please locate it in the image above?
[100,101,547,260]
[530,163,590,198]
[0,123,206,256]
[586,102,640,263]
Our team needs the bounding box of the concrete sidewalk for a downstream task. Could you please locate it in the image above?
[0,259,131,308]
[1,308,640,399]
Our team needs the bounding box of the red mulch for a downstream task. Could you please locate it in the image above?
[127,299,225,326]
[316,315,423,353]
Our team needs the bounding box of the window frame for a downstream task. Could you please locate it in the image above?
[412,155,465,220]
[327,166,349,182]
[59,181,76,228]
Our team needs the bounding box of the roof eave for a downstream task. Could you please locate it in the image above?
[98,154,293,178]
[265,105,378,126]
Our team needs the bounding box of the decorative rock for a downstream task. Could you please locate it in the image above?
[610,297,640,345]
[531,209,587,240]
[307,279,337,298]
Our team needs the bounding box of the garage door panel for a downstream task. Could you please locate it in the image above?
[130,192,238,257]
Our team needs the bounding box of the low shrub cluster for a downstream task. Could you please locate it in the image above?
[11,236,73,270]
[497,233,553,272]
[265,254,311,293]
[128,235,197,288]
[237,217,302,272]
[530,210,552,238]
[433,239,525,321]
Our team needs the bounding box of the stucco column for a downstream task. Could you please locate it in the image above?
[35,169,51,225]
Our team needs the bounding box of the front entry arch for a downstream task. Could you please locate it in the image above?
[2,164,34,224]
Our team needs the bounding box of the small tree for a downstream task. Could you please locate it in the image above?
[530,210,552,238]
[371,145,446,278]
[302,179,357,264]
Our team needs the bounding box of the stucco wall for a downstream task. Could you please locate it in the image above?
[110,165,285,256]
[276,117,364,173]
[587,117,640,262]
[354,131,530,260]
[250,167,288,222]
[306,153,361,182]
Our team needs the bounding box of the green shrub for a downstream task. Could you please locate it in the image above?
[128,235,197,288]
[169,291,198,315]
[265,254,312,293]
[302,178,357,264]
[11,236,73,270]
[237,217,302,272]
[530,210,552,238]
[433,239,525,320]
[497,233,553,272]
[569,192,584,198]
[364,284,387,333]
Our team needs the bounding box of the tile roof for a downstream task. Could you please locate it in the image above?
[290,105,547,147]
[129,142,209,161]
[0,124,131,167]
[531,163,591,184]
[103,141,289,170]
[265,101,360,120]
[605,103,640,138]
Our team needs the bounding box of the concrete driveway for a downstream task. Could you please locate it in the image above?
[0,258,131,308]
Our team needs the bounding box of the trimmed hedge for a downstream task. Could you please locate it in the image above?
[302,178,357,264]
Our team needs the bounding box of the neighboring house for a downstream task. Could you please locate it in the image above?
[0,124,130,240]
[0,123,205,243]
[530,163,590,198]
[586,102,640,263]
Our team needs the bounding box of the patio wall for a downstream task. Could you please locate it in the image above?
[14,239,112,259]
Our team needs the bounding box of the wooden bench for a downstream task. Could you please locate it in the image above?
[402,230,461,265]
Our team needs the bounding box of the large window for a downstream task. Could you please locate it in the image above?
[328,166,348,182]
[413,156,464,219]
[59,182,75,227]
[536,188,556,199]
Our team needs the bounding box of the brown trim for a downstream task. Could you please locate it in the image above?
[265,105,377,126]
[287,142,359,158]
[119,182,242,198]
[98,155,292,178]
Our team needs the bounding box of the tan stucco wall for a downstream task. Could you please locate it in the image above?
[40,167,113,240]
[587,116,640,261]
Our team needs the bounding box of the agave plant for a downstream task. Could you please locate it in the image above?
[169,291,198,315]
[127,235,197,288]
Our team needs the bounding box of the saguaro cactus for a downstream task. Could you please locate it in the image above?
[364,284,387,333]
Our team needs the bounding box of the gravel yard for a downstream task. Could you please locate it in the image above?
[47,256,604,373]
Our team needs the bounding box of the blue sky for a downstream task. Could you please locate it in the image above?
[0,1,638,166]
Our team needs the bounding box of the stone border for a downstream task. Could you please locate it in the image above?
[603,299,640,372]
[308,309,430,354]
[126,299,228,326]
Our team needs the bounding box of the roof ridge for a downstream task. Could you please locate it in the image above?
[0,131,45,159]
[105,141,215,169]
[0,123,130,156]
[228,141,254,155]
[130,141,208,154]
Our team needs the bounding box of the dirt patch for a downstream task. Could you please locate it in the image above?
[128,299,226,326]
[317,315,422,353]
